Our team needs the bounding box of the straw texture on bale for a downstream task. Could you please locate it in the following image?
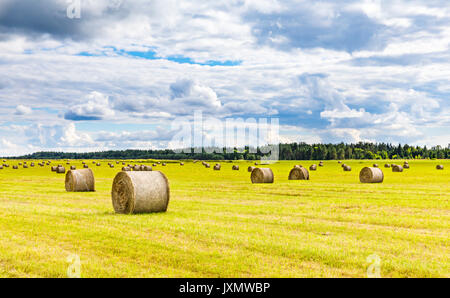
[111,171,170,214]
[343,165,352,171]
[65,168,95,192]
[309,164,317,171]
[436,165,444,170]
[232,165,239,170]
[248,166,255,172]
[294,165,303,168]
[392,165,403,172]
[288,167,309,180]
[251,168,274,184]
[360,167,384,183]
[56,166,65,174]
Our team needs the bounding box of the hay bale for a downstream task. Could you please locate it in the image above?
[111,171,170,214]
[30,162,35,167]
[359,167,384,183]
[309,164,317,171]
[70,166,76,170]
[133,165,141,171]
[122,167,131,171]
[96,163,101,166]
[248,166,255,172]
[343,165,352,171]
[0,165,3,170]
[384,164,391,168]
[83,165,89,168]
[254,162,258,166]
[392,165,403,172]
[13,165,18,169]
[180,162,184,166]
[65,168,95,192]
[319,162,324,167]
[205,163,211,168]
[152,163,157,167]
[56,166,65,174]
[232,165,239,170]
[403,164,410,169]
[142,165,152,171]
[162,163,166,166]
[51,166,57,172]
[289,167,309,180]
[373,164,379,168]
[294,165,303,168]
[251,168,274,183]
[214,164,221,171]
[338,161,342,164]
[110,164,114,168]
[23,165,28,168]
[436,165,444,170]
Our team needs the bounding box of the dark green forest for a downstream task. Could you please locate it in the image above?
[6,142,449,160]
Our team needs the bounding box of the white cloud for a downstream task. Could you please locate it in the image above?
[14,104,32,115]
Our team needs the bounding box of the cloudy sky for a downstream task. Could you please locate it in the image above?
[0,0,449,156]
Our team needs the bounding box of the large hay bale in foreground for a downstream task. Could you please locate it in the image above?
[65,168,95,192]
[436,165,444,170]
[232,165,239,170]
[56,166,66,174]
[289,167,309,180]
[248,166,255,172]
[251,168,274,184]
[343,165,352,171]
[111,171,170,214]
[360,167,384,183]
[309,164,317,171]
[392,165,403,172]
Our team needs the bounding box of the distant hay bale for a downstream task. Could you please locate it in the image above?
[309,164,317,171]
[338,161,342,164]
[403,164,410,169]
[116,161,119,164]
[214,164,221,171]
[254,162,258,166]
[82,161,86,164]
[70,166,76,170]
[0,165,3,170]
[384,164,391,168]
[289,167,309,180]
[122,167,131,171]
[205,163,210,168]
[110,164,114,168]
[436,165,444,170]
[30,162,35,167]
[248,166,255,172]
[373,164,379,168]
[360,167,384,183]
[56,166,66,174]
[152,163,157,167]
[96,163,101,166]
[343,165,352,171]
[162,163,166,166]
[111,171,170,214]
[13,165,18,170]
[65,168,95,192]
[251,168,274,184]
[83,165,89,168]
[232,165,239,170]
[180,162,184,166]
[142,165,152,171]
[392,165,403,172]
[23,165,28,168]
[133,165,141,171]
[51,166,57,172]
[319,162,324,167]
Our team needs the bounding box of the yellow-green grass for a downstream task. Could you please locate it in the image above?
[0,159,448,278]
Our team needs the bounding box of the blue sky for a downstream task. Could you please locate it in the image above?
[0,0,449,155]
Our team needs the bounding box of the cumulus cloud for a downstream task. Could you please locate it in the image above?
[64,91,115,121]
[14,104,32,115]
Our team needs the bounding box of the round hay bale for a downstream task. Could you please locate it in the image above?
[51,166,57,172]
[180,162,184,166]
[319,162,324,167]
[373,164,379,168]
[116,161,119,164]
[56,166,65,174]
[111,171,170,214]
[289,167,309,180]
[248,166,255,172]
[403,164,410,169]
[0,165,3,170]
[13,165,18,170]
[152,163,157,167]
[23,165,28,168]
[392,165,403,172]
[162,163,166,166]
[214,164,221,171]
[142,165,152,171]
[338,161,342,164]
[254,162,258,166]
[343,165,352,171]
[205,163,211,168]
[83,164,89,168]
[122,167,131,171]
[251,168,274,184]
[96,163,101,166]
[70,166,76,170]
[360,167,384,183]
[133,165,141,171]
[30,162,35,167]
[436,165,444,170]
[65,168,95,192]
[82,161,86,164]
[309,164,317,171]
[110,164,114,168]
[384,164,391,168]
[232,165,239,170]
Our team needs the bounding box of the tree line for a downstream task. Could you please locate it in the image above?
[5,142,449,160]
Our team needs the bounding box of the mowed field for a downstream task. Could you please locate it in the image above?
[0,159,448,278]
